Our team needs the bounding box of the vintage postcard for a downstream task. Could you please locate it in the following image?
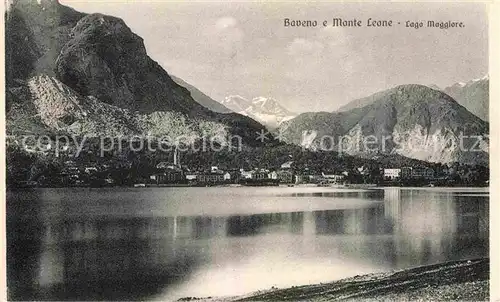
[2,0,496,301]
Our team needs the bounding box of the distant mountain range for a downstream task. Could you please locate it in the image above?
[441,76,489,121]
[339,77,489,122]
[279,84,489,164]
[4,0,489,166]
[221,95,297,129]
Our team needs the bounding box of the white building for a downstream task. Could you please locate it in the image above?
[268,171,278,179]
[384,168,401,180]
[321,173,345,184]
[185,174,197,181]
[241,170,253,179]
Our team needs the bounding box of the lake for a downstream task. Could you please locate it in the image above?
[6,186,489,301]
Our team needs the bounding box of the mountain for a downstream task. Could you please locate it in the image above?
[427,84,442,91]
[279,84,489,164]
[5,0,268,146]
[170,75,232,113]
[443,76,489,121]
[221,95,252,113]
[5,0,85,84]
[221,95,296,129]
[339,76,489,123]
[251,97,295,118]
[337,94,379,112]
[54,12,207,114]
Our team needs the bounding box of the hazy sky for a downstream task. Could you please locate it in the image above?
[60,1,488,113]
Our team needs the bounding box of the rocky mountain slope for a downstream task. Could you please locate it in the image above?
[7,75,142,136]
[5,0,268,146]
[222,95,296,129]
[443,76,489,121]
[279,85,489,164]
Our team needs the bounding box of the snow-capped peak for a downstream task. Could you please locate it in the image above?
[223,95,248,102]
[221,95,250,112]
[452,75,489,88]
[219,95,297,129]
[251,97,294,116]
[473,74,489,82]
[252,96,272,104]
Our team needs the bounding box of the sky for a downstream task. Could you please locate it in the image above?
[60,1,488,113]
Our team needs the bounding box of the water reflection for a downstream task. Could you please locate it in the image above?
[6,188,488,300]
[280,190,384,199]
[385,189,488,267]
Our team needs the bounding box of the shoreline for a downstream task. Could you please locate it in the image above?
[178,258,489,301]
[6,183,489,190]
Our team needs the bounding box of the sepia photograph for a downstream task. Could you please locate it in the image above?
[3,0,492,301]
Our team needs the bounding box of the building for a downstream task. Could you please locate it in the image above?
[295,174,305,184]
[240,170,253,179]
[321,173,345,184]
[197,173,225,184]
[401,167,412,179]
[150,168,184,184]
[252,170,269,180]
[307,175,322,183]
[277,170,294,183]
[185,174,197,181]
[411,167,435,179]
[224,170,241,183]
[185,174,198,184]
[156,162,178,170]
[281,161,294,169]
[384,168,401,180]
[401,167,435,180]
[84,166,98,174]
[268,171,278,180]
[240,169,268,180]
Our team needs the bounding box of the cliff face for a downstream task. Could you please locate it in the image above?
[5,0,268,146]
[5,0,85,83]
[55,13,205,114]
[280,85,489,164]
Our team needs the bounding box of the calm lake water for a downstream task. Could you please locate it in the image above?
[6,187,489,301]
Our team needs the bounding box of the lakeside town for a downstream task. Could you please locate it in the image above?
[10,155,489,188]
